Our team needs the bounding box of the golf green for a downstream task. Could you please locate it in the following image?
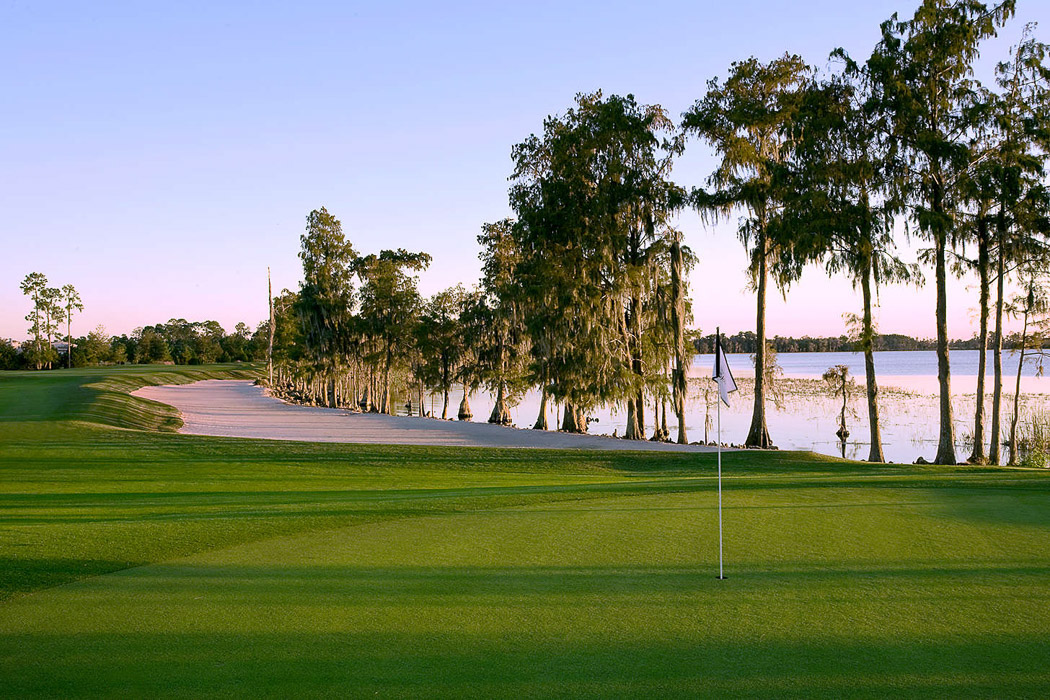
[2,366,1049,697]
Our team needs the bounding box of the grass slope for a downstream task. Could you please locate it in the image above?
[2,366,1050,697]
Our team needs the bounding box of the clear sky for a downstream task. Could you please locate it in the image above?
[3,1,1048,341]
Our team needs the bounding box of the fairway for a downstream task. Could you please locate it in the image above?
[3,367,1050,697]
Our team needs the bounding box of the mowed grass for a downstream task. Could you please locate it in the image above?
[2,366,1050,697]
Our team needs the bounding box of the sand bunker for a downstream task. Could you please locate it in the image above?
[133,380,718,452]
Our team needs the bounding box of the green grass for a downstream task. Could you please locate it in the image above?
[2,366,1050,697]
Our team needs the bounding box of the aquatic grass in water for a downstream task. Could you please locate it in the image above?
[1020,410,1050,468]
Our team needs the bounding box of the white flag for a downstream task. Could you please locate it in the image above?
[712,336,737,407]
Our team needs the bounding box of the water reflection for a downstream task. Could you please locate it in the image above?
[420,352,1050,463]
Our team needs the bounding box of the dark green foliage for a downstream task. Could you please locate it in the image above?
[414,285,466,419]
[296,207,358,379]
[509,91,686,434]
[355,248,431,414]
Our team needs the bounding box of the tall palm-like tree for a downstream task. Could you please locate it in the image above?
[667,229,696,444]
[682,54,811,448]
[985,30,1050,464]
[20,272,47,370]
[784,64,916,463]
[60,284,83,369]
[866,0,1016,464]
[1006,268,1049,464]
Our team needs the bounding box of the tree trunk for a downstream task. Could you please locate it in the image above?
[624,293,645,440]
[534,387,549,430]
[1009,311,1029,466]
[746,234,772,447]
[860,265,885,463]
[561,400,584,433]
[625,399,641,440]
[381,347,393,415]
[933,228,957,465]
[349,366,357,409]
[652,398,669,441]
[45,308,53,370]
[561,400,576,432]
[674,382,687,445]
[31,295,42,371]
[457,384,472,421]
[441,389,449,420]
[634,391,645,438]
[488,382,512,425]
[360,383,372,412]
[840,386,847,436]
[970,220,990,463]
[991,210,1006,465]
[671,237,688,444]
[267,267,274,387]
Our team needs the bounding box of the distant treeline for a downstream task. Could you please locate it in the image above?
[693,332,1030,354]
[0,319,268,370]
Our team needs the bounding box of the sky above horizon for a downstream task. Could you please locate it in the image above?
[3,1,1049,342]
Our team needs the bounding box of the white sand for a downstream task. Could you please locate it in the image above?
[133,380,720,452]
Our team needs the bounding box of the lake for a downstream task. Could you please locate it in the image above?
[700,349,1047,379]
[443,349,1050,464]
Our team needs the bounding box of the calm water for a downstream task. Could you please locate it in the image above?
[694,349,1047,378]
[437,350,1050,464]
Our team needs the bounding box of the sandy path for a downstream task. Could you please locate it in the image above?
[133,380,719,452]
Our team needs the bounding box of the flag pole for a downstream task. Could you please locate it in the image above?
[717,327,724,580]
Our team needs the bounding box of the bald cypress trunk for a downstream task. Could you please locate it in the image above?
[671,238,689,445]
[533,387,549,430]
[991,210,1006,465]
[625,400,641,440]
[488,382,512,425]
[860,265,885,463]
[561,401,576,432]
[267,268,275,387]
[1009,308,1030,466]
[933,219,957,465]
[457,384,472,421]
[488,339,512,425]
[652,398,669,441]
[381,346,393,414]
[624,290,645,440]
[746,231,772,448]
[561,400,585,433]
[970,218,991,463]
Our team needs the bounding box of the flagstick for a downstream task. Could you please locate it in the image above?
[717,379,724,580]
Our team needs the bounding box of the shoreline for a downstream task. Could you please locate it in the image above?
[133,380,722,453]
